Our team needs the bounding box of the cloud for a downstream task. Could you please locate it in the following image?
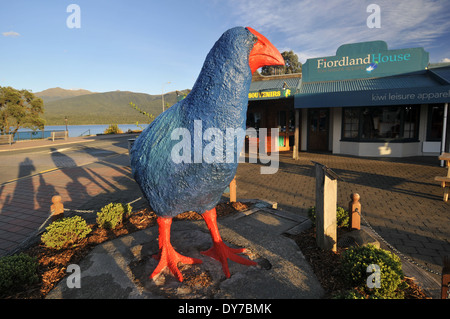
[227,0,450,62]
[441,58,450,63]
[2,31,20,37]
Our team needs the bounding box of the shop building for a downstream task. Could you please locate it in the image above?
[248,40,450,158]
[247,72,301,152]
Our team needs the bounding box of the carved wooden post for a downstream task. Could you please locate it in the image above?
[349,193,361,230]
[50,195,64,221]
[314,162,338,252]
[229,177,236,203]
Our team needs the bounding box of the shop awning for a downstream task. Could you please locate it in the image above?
[429,64,450,83]
[294,65,450,108]
[248,76,301,100]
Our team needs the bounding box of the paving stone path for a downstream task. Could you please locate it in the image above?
[0,138,448,289]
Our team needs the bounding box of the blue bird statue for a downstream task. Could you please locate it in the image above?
[130,26,284,281]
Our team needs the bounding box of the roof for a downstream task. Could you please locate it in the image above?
[295,66,450,108]
[298,71,444,94]
[250,76,302,92]
[428,64,450,84]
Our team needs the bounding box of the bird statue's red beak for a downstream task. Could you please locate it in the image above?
[247,27,285,74]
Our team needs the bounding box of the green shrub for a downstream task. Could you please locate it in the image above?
[340,244,405,299]
[104,124,123,134]
[41,215,92,250]
[332,288,366,299]
[0,253,39,296]
[96,202,132,230]
[307,205,349,228]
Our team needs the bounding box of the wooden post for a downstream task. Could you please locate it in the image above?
[436,153,450,202]
[442,257,450,299]
[294,109,300,160]
[314,162,338,252]
[229,177,236,203]
[50,195,64,222]
[349,193,361,230]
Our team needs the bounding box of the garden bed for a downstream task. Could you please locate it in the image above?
[1,201,429,299]
[2,201,245,299]
[291,227,430,299]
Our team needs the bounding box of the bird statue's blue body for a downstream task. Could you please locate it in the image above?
[130,26,284,281]
[131,27,252,217]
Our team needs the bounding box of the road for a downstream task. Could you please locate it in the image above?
[0,135,136,185]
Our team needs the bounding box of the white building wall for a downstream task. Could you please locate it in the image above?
[299,105,437,157]
[331,105,432,157]
[331,107,342,154]
[339,141,421,157]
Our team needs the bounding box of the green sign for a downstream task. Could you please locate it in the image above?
[302,41,429,82]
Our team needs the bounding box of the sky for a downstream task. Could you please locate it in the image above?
[1,0,449,95]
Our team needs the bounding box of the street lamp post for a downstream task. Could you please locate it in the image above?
[65,116,68,139]
[162,82,171,113]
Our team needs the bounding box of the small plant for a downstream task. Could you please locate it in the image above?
[104,124,123,134]
[96,202,132,230]
[308,205,349,228]
[41,215,92,250]
[0,253,39,296]
[332,288,366,299]
[339,244,405,299]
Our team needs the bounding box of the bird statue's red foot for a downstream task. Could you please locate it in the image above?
[150,217,202,282]
[201,208,257,278]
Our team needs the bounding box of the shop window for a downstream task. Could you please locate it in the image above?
[278,111,286,132]
[343,108,360,138]
[247,112,261,130]
[427,104,444,141]
[403,106,419,139]
[342,105,419,141]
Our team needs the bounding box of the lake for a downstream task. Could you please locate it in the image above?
[14,124,149,141]
[46,124,149,137]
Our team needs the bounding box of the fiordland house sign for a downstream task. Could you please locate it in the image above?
[302,40,429,82]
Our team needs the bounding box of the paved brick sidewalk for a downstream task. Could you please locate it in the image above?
[236,152,450,282]
[0,138,448,289]
[0,135,97,153]
[0,152,146,256]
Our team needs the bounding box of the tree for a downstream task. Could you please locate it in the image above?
[0,86,45,137]
[261,50,302,76]
[129,101,155,130]
[128,102,155,123]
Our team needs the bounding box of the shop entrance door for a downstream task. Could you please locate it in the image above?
[308,108,329,152]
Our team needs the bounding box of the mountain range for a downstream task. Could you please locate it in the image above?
[35,87,189,125]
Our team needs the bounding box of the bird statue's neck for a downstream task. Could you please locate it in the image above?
[182,33,253,126]
[187,67,251,114]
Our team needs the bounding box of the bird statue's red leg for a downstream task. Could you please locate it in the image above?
[201,208,257,278]
[150,216,202,282]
